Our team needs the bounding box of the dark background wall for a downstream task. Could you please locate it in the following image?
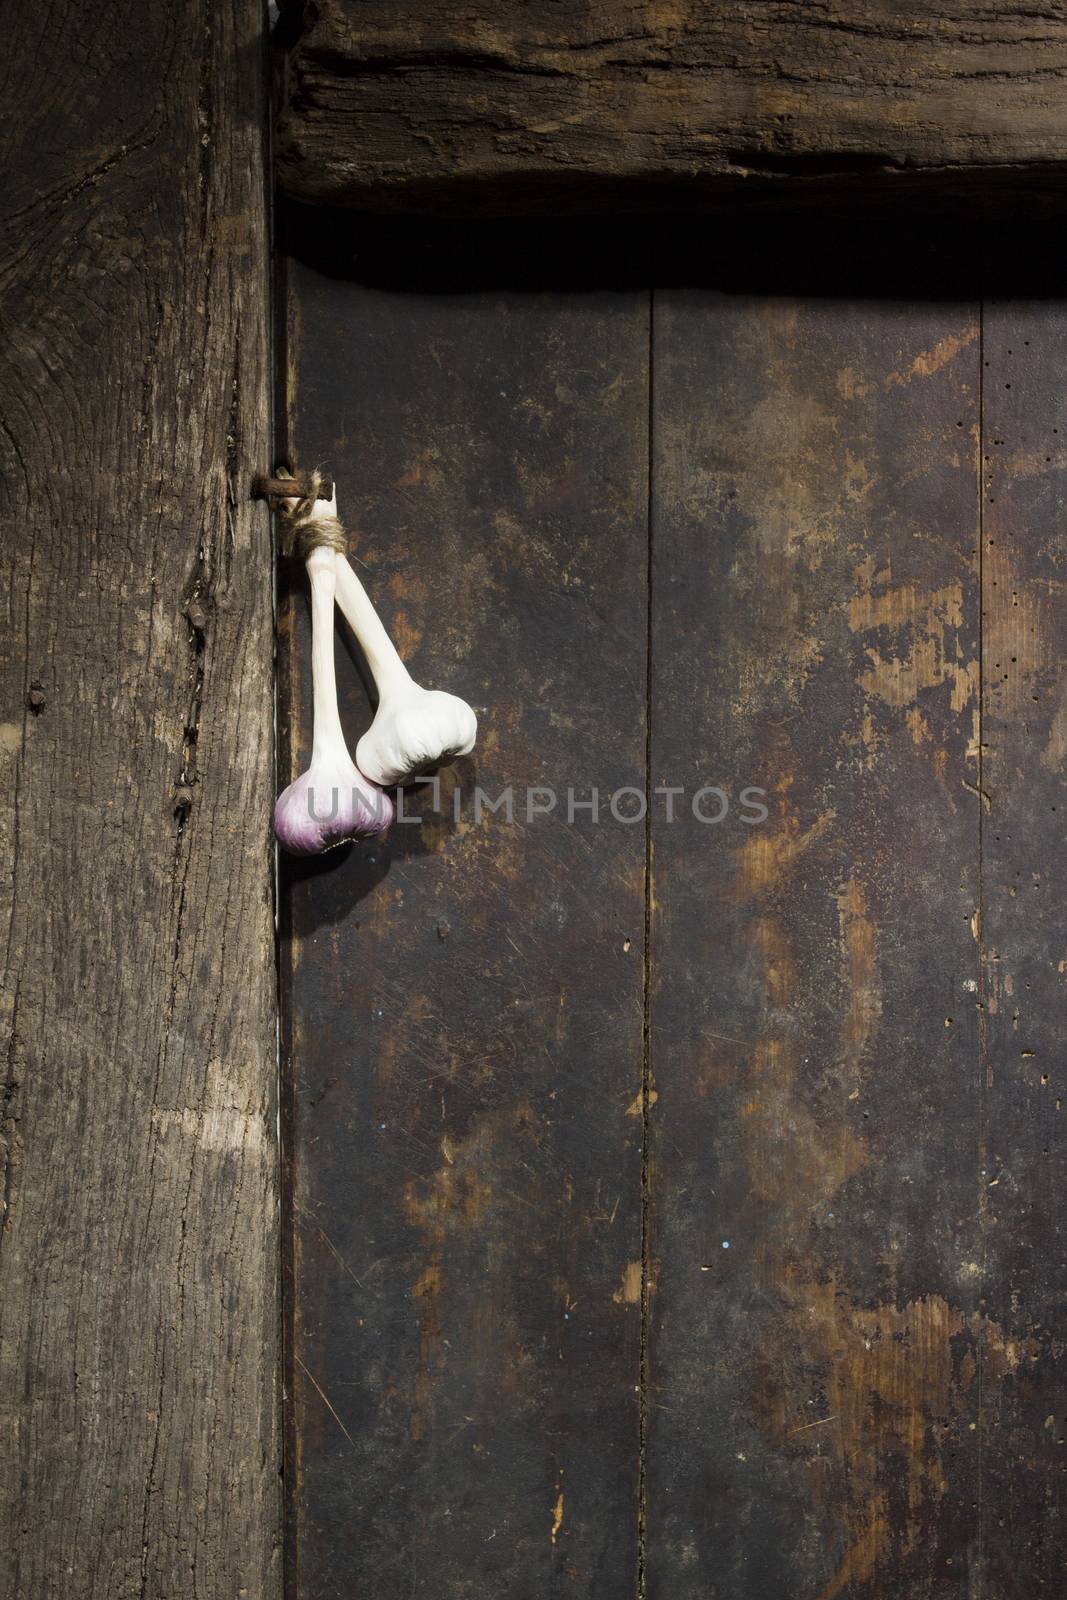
[280,215,1067,1599]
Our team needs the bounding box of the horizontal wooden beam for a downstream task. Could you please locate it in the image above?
[276,1,1067,214]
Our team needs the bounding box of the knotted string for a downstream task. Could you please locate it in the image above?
[275,467,346,560]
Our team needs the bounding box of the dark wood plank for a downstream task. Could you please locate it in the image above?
[647,284,985,1597]
[0,3,278,1595]
[276,1,1067,214]
[978,300,1067,1590]
[282,257,649,1595]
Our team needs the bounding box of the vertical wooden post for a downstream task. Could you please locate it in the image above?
[0,4,279,1595]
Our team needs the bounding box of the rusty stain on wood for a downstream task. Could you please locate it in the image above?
[613,1260,643,1306]
[551,1483,565,1546]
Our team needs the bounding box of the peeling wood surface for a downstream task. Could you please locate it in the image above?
[281,240,649,1594]
[276,0,1067,214]
[0,4,279,1596]
[283,219,1067,1596]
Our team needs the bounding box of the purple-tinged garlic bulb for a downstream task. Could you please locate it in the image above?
[333,553,477,787]
[274,495,393,855]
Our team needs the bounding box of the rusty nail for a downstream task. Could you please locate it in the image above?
[251,473,333,502]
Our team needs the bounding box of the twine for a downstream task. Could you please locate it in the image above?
[276,467,346,560]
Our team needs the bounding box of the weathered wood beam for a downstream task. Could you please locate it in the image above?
[276,1,1067,213]
[0,3,279,1595]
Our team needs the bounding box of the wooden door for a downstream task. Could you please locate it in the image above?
[280,219,1066,1598]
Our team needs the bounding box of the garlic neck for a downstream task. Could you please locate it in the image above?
[334,553,415,701]
[306,548,349,767]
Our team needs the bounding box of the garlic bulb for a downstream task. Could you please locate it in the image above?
[274,541,393,856]
[333,553,477,787]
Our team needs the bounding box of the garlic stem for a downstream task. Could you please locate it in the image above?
[285,486,476,788]
[307,546,347,764]
[333,550,477,786]
[332,554,412,698]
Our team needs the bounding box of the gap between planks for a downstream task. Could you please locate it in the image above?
[637,282,656,1600]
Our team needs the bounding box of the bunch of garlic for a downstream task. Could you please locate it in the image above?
[274,479,476,856]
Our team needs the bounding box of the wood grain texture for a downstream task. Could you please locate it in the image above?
[276,0,1067,214]
[0,4,279,1596]
[646,281,987,1597]
[979,302,1067,1590]
[281,218,1067,1595]
[281,244,649,1595]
